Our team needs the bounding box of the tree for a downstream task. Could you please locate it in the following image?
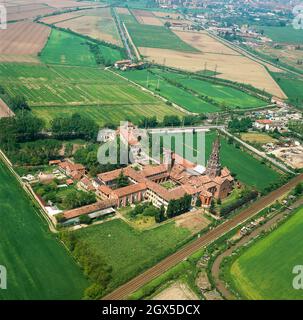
[79,215,92,225]
[196,197,202,207]
[294,183,303,196]
[116,171,129,188]
[155,205,166,223]
[162,115,181,127]
[209,199,216,214]
[9,95,30,112]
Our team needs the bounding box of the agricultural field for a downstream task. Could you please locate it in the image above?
[271,73,303,109]
[40,29,97,66]
[6,2,56,21]
[33,103,182,126]
[240,132,277,144]
[54,8,123,46]
[74,219,191,292]
[255,26,303,44]
[140,30,286,98]
[0,160,88,300]
[228,206,303,299]
[119,68,267,112]
[0,22,51,63]
[40,28,124,66]
[153,130,282,191]
[253,43,303,73]
[0,63,183,125]
[132,9,163,26]
[119,13,197,52]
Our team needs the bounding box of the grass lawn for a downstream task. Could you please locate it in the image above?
[120,14,197,52]
[256,26,303,44]
[75,219,191,291]
[271,72,303,109]
[229,206,303,299]
[0,161,88,300]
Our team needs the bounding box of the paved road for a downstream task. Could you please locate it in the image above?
[220,128,295,175]
[102,173,303,300]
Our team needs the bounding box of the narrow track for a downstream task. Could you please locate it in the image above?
[103,173,303,300]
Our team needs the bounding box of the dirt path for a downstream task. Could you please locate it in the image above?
[102,173,303,300]
[211,198,303,299]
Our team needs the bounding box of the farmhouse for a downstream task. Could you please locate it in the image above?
[58,161,85,180]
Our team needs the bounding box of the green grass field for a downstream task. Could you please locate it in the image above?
[0,160,88,300]
[119,69,219,113]
[256,26,303,44]
[229,206,303,300]
[75,219,191,292]
[40,29,97,66]
[32,103,183,126]
[119,69,267,112]
[271,72,303,109]
[0,63,183,124]
[154,69,267,109]
[40,28,123,66]
[120,13,197,52]
[153,131,282,191]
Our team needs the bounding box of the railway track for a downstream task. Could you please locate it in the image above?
[103,173,303,300]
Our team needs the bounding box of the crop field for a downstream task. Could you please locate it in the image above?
[75,219,191,292]
[229,206,303,299]
[120,13,198,52]
[132,9,163,26]
[0,63,183,124]
[152,69,267,109]
[0,160,88,300]
[7,3,56,22]
[40,29,97,66]
[271,73,303,109]
[40,28,124,66]
[140,31,286,98]
[55,8,123,46]
[255,26,303,44]
[240,133,277,144]
[0,22,51,63]
[152,131,282,191]
[119,69,266,112]
[33,103,183,126]
[119,69,220,113]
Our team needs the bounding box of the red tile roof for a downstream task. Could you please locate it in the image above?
[63,200,116,220]
[113,182,146,198]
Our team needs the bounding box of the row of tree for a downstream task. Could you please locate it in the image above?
[137,114,207,129]
[59,231,112,300]
[166,194,192,218]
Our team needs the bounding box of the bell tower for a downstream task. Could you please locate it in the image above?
[205,135,221,179]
